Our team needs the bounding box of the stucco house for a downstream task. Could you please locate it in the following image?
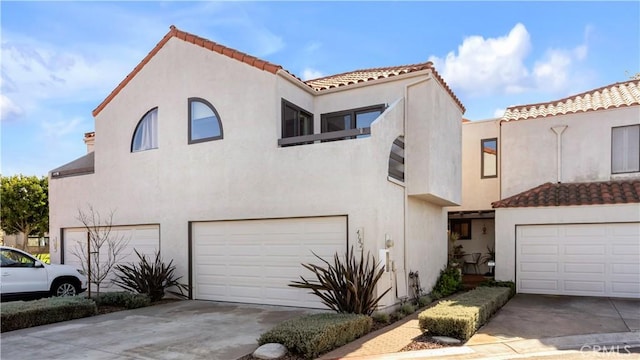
[48,26,464,309]
[449,80,640,298]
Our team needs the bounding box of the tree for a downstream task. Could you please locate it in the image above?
[71,205,129,297]
[0,175,49,249]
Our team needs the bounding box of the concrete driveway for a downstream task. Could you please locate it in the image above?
[467,294,640,355]
[0,300,320,360]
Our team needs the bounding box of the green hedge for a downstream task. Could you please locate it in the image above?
[418,286,511,341]
[258,313,372,359]
[91,291,151,309]
[1,297,97,332]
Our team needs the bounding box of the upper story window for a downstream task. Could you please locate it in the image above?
[282,99,313,139]
[388,136,405,182]
[481,138,498,178]
[131,108,158,152]
[189,98,223,144]
[321,104,385,140]
[612,124,640,174]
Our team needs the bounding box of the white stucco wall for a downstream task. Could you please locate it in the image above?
[501,106,640,198]
[494,204,640,282]
[49,37,462,307]
[405,78,463,206]
[448,119,500,211]
[406,198,448,294]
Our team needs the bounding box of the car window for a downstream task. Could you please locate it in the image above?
[0,249,36,268]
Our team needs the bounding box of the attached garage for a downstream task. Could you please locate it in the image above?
[517,223,640,298]
[191,216,347,308]
[494,180,640,299]
[62,224,160,291]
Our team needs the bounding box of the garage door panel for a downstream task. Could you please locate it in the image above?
[564,245,605,255]
[564,263,605,274]
[564,281,605,293]
[613,244,640,255]
[521,279,559,291]
[517,223,640,298]
[612,263,640,275]
[63,225,159,292]
[193,216,346,308]
[521,244,559,255]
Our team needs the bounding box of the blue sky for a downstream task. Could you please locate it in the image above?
[1,1,639,177]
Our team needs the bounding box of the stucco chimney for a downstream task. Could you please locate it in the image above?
[84,132,95,153]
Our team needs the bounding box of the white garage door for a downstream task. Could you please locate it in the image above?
[192,216,347,308]
[517,223,640,298]
[63,225,160,292]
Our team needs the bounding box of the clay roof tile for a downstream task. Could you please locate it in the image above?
[492,179,640,208]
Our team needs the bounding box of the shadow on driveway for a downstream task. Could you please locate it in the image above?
[0,300,322,360]
[469,294,639,345]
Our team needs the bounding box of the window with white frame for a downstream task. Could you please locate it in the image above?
[131,108,158,152]
[612,125,640,174]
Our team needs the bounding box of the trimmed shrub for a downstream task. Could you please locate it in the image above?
[289,246,390,315]
[92,291,151,309]
[371,312,390,324]
[1,297,97,332]
[418,286,511,341]
[258,313,372,359]
[432,266,462,297]
[478,279,516,297]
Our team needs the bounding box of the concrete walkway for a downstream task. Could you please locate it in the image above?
[319,294,640,360]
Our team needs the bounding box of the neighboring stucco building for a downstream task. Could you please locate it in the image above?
[49,26,464,308]
[493,80,640,298]
[449,80,640,299]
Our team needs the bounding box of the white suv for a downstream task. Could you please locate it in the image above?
[0,246,88,300]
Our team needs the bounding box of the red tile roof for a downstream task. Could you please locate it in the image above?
[93,26,464,116]
[502,80,640,121]
[303,63,465,112]
[492,180,640,208]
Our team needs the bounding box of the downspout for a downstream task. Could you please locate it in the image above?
[551,126,568,183]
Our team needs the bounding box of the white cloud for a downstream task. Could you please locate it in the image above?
[429,23,589,97]
[493,108,506,118]
[301,68,324,80]
[40,116,84,140]
[429,23,532,96]
[0,94,23,121]
[533,49,572,92]
[1,39,134,105]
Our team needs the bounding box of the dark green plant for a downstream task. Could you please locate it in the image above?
[258,313,371,359]
[400,303,416,316]
[432,266,462,297]
[289,246,391,315]
[91,291,151,309]
[112,249,189,302]
[478,279,516,297]
[371,312,390,324]
[418,295,432,308]
[1,297,96,332]
[0,175,48,250]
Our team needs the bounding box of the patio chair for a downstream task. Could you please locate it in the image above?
[463,252,481,274]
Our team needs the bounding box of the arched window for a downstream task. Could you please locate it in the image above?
[131,108,158,152]
[189,98,223,144]
[388,136,405,182]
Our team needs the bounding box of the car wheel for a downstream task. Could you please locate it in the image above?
[52,280,78,297]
